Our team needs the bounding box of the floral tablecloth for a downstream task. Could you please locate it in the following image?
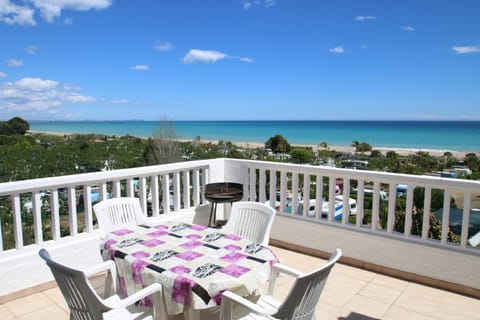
[101,222,278,316]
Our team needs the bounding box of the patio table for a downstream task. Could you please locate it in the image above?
[101,221,278,319]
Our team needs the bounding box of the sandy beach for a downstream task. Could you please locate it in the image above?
[223,141,469,158]
[29,131,471,159]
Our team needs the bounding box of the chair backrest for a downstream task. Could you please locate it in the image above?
[93,197,147,236]
[39,248,110,320]
[273,248,342,320]
[223,201,276,246]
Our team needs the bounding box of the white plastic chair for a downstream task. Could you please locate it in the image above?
[39,248,167,320]
[220,248,342,320]
[93,197,148,238]
[222,201,276,246]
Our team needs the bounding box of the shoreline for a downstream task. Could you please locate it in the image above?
[29,130,472,158]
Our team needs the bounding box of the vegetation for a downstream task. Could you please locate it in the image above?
[265,134,291,154]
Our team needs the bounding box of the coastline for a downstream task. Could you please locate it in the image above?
[29,130,470,158]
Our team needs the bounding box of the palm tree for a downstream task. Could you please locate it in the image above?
[351,140,359,156]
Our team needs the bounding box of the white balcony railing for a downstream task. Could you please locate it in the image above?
[1,158,479,297]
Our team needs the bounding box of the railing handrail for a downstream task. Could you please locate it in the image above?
[224,158,480,190]
[0,160,213,195]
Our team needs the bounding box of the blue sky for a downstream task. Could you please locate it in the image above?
[1,0,479,121]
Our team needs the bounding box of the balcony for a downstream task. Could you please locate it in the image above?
[1,158,479,318]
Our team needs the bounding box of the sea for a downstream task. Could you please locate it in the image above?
[29,120,480,152]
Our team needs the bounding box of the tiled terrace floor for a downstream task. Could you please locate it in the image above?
[1,246,479,320]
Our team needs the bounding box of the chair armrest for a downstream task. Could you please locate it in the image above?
[272,263,303,278]
[83,260,117,297]
[267,263,304,296]
[105,283,166,320]
[220,290,277,319]
[83,260,116,278]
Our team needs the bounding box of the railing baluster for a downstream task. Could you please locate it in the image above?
[404,184,415,237]
[291,173,299,216]
[150,175,160,216]
[162,174,170,214]
[173,172,181,211]
[68,187,78,237]
[315,175,323,220]
[280,171,287,213]
[460,192,471,248]
[357,180,365,227]
[259,169,266,203]
[33,191,43,244]
[13,194,23,250]
[51,190,61,240]
[269,170,277,209]
[441,189,452,244]
[342,178,351,224]
[183,170,190,209]
[303,174,311,217]
[328,176,336,222]
[371,181,380,230]
[249,168,256,201]
[192,169,200,207]
[387,183,396,233]
[422,186,432,240]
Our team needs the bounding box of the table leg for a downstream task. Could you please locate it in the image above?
[208,202,217,227]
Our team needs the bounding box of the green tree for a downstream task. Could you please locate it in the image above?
[290,148,313,164]
[464,153,479,172]
[8,117,30,135]
[319,141,328,150]
[265,134,291,153]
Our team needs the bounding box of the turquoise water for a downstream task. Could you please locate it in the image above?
[29,121,480,152]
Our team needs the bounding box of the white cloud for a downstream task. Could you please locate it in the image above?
[0,71,6,77]
[401,25,415,32]
[26,45,39,54]
[154,41,174,51]
[243,0,275,11]
[63,17,73,24]
[0,0,36,26]
[7,59,24,67]
[0,0,111,26]
[183,49,252,64]
[183,49,227,64]
[30,0,112,22]
[110,99,129,104]
[0,77,96,113]
[131,65,149,71]
[452,46,480,54]
[15,77,58,90]
[329,46,344,53]
[355,15,376,21]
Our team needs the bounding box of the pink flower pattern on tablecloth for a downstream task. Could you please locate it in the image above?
[221,252,246,263]
[186,234,202,240]
[172,276,196,305]
[147,230,168,237]
[170,265,191,274]
[224,244,242,251]
[103,239,117,250]
[111,228,134,236]
[220,264,250,278]
[131,251,150,259]
[190,224,208,231]
[177,250,203,261]
[141,239,165,247]
[224,234,242,241]
[180,240,203,249]
[132,259,149,284]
